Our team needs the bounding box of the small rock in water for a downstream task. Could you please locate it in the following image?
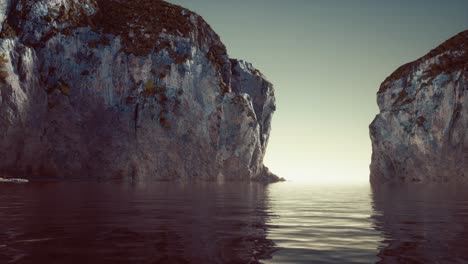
[0,178,29,183]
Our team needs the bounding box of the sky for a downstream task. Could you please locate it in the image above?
[167,0,468,183]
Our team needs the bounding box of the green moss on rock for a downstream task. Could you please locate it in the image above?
[0,53,9,83]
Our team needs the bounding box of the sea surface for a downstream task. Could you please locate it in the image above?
[1,181,468,264]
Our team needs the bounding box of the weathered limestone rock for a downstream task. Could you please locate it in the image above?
[370,30,467,183]
[0,0,281,182]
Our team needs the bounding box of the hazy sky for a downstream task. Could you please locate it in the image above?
[167,0,468,183]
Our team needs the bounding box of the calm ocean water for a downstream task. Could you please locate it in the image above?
[1,181,468,263]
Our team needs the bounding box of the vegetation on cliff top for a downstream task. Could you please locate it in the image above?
[379,30,468,94]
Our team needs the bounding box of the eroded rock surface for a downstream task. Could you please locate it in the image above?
[0,0,280,182]
[370,30,467,183]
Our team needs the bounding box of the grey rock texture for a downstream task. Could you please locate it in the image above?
[370,30,468,183]
[0,0,281,182]
[0,0,12,32]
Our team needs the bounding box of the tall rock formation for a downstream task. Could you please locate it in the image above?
[0,0,280,182]
[370,30,467,183]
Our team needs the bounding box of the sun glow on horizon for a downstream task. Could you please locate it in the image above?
[264,152,372,184]
[167,0,468,184]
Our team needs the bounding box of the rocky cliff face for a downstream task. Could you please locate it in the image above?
[370,30,468,183]
[0,0,280,182]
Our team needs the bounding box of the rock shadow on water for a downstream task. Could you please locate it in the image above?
[0,181,277,264]
[371,183,468,264]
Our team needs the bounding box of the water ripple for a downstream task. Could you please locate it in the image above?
[1,181,468,263]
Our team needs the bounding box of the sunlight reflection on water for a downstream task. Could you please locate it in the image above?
[265,182,381,264]
[1,181,468,263]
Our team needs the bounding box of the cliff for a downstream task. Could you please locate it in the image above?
[0,0,281,182]
[370,30,468,183]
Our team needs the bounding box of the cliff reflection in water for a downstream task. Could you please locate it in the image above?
[371,184,468,263]
[0,182,276,264]
[4,181,468,264]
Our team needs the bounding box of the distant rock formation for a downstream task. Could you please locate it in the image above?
[0,0,281,182]
[370,30,467,183]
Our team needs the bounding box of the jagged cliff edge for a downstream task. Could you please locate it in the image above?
[0,0,283,182]
[370,30,467,183]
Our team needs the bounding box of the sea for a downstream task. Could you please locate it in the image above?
[1,180,468,264]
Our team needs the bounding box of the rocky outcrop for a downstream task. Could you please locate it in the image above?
[0,0,281,182]
[370,30,468,183]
